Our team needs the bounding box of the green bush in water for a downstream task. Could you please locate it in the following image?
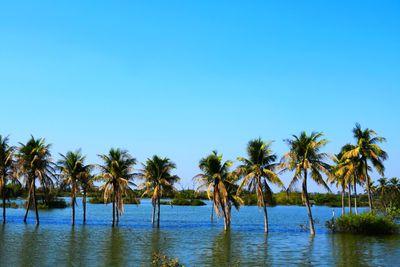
[327,212,399,235]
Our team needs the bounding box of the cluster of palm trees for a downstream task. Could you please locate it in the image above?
[0,136,179,228]
[330,123,388,218]
[0,123,388,235]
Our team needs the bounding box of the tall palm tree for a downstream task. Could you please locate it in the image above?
[343,123,388,211]
[78,163,94,224]
[0,135,15,224]
[138,155,179,227]
[279,132,331,235]
[58,150,91,225]
[17,136,55,225]
[194,151,242,230]
[98,148,136,227]
[236,138,284,233]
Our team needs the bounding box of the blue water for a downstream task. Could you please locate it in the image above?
[0,198,399,266]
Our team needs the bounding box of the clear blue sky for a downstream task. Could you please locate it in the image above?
[1,1,399,192]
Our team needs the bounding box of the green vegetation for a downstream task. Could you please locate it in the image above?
[161,198,206,206]
[327,212,399,235]
[152,252,183,267]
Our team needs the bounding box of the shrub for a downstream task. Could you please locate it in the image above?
[161,198,206,206]
[327,212,399,235]
[152,252,183,267]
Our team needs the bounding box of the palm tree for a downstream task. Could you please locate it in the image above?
[329,153,347,217]
[343,123,388,211]
[138,155,179,227]
[78,163,94,224]
[236,138,284,233]
[194,151,242,230]
[0,135,15,224]
[58,150,91,225]
[335,144,367,215]
[279,132,331,235]
[17,136,55,225]
[377,177,389,209]
[98,148,136,227]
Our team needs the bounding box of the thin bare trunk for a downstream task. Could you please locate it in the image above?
[211,201,214,222]
[72,196,75,226]
[24,180,34,223]
[354,180,358,215]
[303,170,315,235]
[157,196,161,228]
[2,181,6,224]
[112,192,115,227]
[83,189,87,223]
[341,190,345,217]
[151,202,156,225]
[348,183,352,214]
[364,159,373,211]
[33,183,39,225]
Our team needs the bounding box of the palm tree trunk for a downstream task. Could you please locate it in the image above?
[303,170,315,235]
[83,189,87,224]
[2,181,6,224]
[348,183,352,214]
[32,183,39,225]
[112,192,115,227]
[24,180,34,223]
[353,180,358,215]
[152,202,156,225]
[157,196,161,228]
[341,189,345,217]
[364,159,373,211]
[72,196,75,226]
[263,204,269,233]
[211,201,214,222]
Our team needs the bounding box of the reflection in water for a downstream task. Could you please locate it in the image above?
[103,228,127,267]
[19,226,40,267]
[331,234,378,266]
[299,235,315,267]
[205,230,241,267]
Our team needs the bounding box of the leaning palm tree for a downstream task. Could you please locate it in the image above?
[343,123,388,211]
[58,150,91,225]
[17,136,55,225]
[0,135,15,224]
[138,155,179,227]
[194,151,241,230]
[98,148,136,226]
[236,138,284,233]
[279,132,331,235]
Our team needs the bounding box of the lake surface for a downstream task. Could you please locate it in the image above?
[0,198,399,266]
